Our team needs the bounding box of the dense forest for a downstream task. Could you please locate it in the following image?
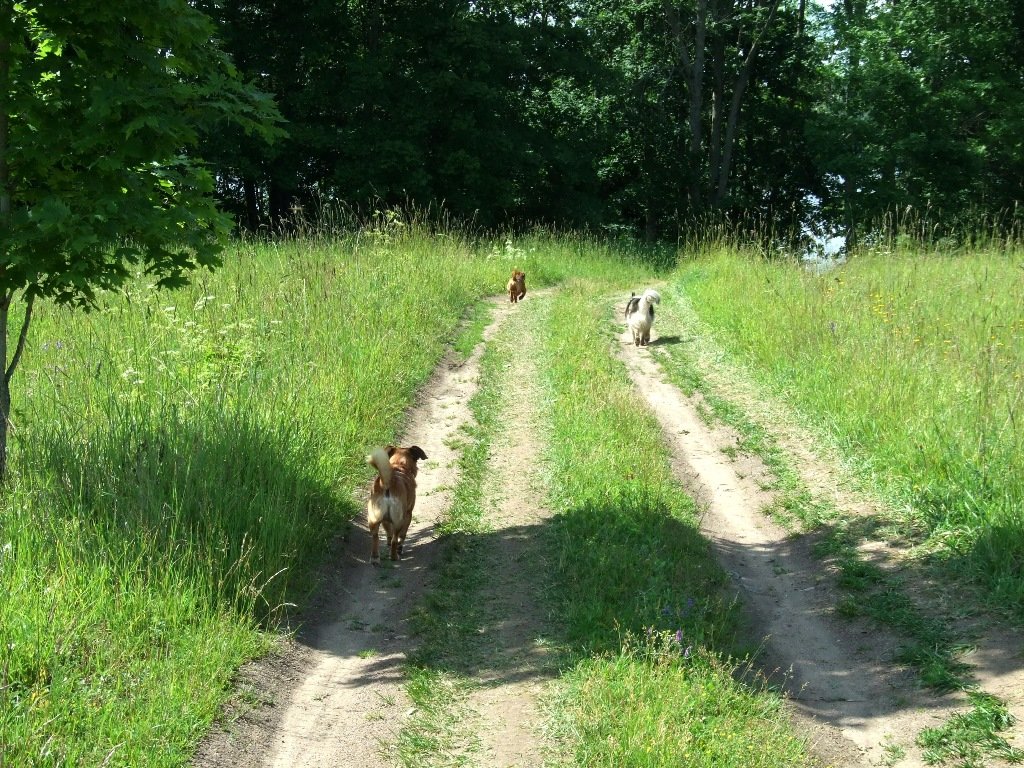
[3,1,1023,245]
[188,0,1024,243]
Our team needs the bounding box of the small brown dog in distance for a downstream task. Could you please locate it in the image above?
[507,270,526,303]
[366,445,428,564]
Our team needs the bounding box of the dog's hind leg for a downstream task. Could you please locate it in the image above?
[369,520,382,565]
[382,520,397,561]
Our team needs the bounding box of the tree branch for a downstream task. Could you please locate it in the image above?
[714,0,782,204]
[6,292,34,385]
[665,2,693,77]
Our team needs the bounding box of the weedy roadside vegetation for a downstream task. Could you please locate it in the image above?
[0,222,630,766]
[660,234,1024,766]
[676,242,1024,612]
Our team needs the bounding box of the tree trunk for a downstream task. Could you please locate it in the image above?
[1,33,35,484]
[0,291,34,484]
[1,38,9,482]
[666,0,708,211]
[243,177,261,231]
[0,296,8,483]
[841,0,866,246]
[714,59,753,205]
[1,35,10,222]
[712,0,781,206]
[708,8,726,199]
[269,181,292,232]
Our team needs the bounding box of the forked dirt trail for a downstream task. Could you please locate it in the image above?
[194,296,522,768]
[197,285,1022,768]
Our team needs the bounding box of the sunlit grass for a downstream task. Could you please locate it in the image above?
[0,225,637,766]
[675,246,1024,611]
[538,282,812,767]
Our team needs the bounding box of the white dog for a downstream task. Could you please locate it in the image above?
[624,289,661,346]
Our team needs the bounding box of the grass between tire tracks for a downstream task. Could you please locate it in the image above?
[401,281,814,767]
[397,297,510,766]
[537,280,812,767]
[651,274,1023,766]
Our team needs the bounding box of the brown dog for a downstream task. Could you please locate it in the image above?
[366,445,428,564]
[507,270,526,303]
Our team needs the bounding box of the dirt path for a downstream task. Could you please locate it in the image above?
[457,293,558,767]
[617,333,935,765]
[195,285,1022,768]
[614,294,1024,766]
[194,297,521,768]
[651,290,1024,761]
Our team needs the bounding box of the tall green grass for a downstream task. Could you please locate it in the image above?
[675,246,1024,610]
[538,281,812,767]
[0,226,641,766]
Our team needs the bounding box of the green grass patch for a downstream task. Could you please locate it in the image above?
[918,691,1024,767]
[0,227,653,767]
[538,281,811,767]
[674,247,1024,612]
[556,644,805,768]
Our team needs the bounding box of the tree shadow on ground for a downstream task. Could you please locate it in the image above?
[30,415,354,625]
[312,496,967,738]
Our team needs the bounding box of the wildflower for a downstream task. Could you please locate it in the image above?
[674,629,684,645]
[683,646,692,659]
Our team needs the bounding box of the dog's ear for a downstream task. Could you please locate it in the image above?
[385,445,396,457]
[409,445,428,461]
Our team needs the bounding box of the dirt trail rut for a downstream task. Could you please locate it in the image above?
[459,293,557,767]
[194,297,520,768]
[613,304,1021,766]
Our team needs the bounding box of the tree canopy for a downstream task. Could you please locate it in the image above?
[191,0,1022,241]
[0,0,281,478]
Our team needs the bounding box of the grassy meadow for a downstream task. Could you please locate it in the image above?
[2,219,1022,766]
[0,225,642,766]
[674,244,1024,611]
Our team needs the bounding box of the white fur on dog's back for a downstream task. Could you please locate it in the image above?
[366,448,401,526]
[626,289,661,333]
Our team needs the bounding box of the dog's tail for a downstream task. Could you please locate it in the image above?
[641,289,661,307]
[367,447,393,491]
